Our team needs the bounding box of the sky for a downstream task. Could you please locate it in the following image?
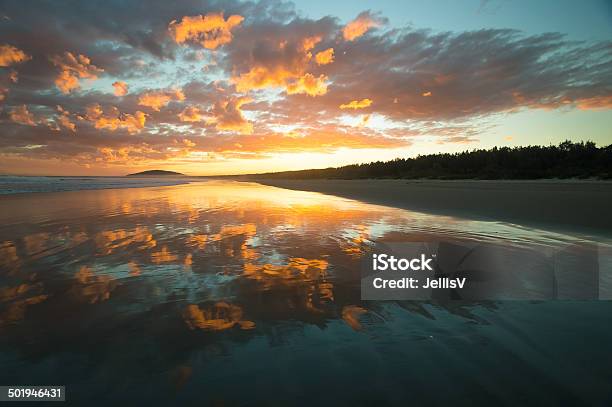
[0,0,610,176]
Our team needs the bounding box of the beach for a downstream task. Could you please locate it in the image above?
[0,179,612,405]
[1,179,612,404]
[253,179,612,235]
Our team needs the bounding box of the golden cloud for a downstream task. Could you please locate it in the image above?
[0,44,30,67]
[112,81,128,96]
[211,96,253,134]
[178,105,204,122]
[315,48,334,65]
[9,104,36,126]
[339,98,372,109]
[286,73,328,96]
[50,52,103,94]
[138,88,185,111]
[168,12,244,49]
[232,36,327,96]
[85,104,146,134]
[342,13,381,41]
[56,105,76,132]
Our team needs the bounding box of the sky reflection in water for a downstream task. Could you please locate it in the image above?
[1,180,611,405]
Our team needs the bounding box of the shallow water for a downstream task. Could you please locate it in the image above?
[0,180,611,406]
[0,175,188,195]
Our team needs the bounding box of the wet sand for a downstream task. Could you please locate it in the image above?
[253,179,612,235]
[1,180,612,405]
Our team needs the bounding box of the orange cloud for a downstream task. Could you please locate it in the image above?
[112,81,128,96]
[211,96,253,134]
[232,36,327,96]
[343,13,381,41]
[9,105,36,126]
[422,91,432,97]
[575,95,612,110]
[168,12,244,49]
[339,98,372,109]
[50,52,103,94]
[138,88,185,111]
[286,73,328,96]
[56,105,76,132]
[0,44,30,67]
[315,48,334,65]
[178,105,204,122]
[85,104,146,134]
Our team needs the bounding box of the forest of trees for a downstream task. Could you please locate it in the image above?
[253,141,612,180]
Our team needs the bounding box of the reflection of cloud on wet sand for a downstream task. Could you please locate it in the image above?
[0,181,552,354]
[151,246,179,263]
[182,302,255,331]
[342,305,368,331]
[95,227,156,255]
[243,257,329,282]
[23,232,49,255]
[71,265,117,304]
[0,241,20,270]
[0,283,48,326]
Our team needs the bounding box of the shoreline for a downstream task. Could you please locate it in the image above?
[252,178,612,236]
[0,176,192,196]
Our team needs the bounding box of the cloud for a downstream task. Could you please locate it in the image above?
[230,27,332,96]
[50,52,103,93]
[0,44,30,67]
[296,30,612,121]
[9,104,36,126]
[8,70,18,83]
[138,88,185,111]
[575,95,612,110]
[168,13,244,50]
[112,81,128,96]
[315,47,334,65]
[339,98,372,109]
[211,96,254,134]
[285,73,328,96]
[342,11,383,41]
[178,105,205,122]
[85,104,146,134]
[358,114,370,127]
[56,105,76,132]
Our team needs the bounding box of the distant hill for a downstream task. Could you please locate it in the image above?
[126,170,185,177]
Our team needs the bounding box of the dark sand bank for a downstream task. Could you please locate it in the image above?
[253,179,612,235]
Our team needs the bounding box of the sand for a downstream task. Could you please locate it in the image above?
[253,179,612,235]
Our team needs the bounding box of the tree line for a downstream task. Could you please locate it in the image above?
[252,141,612,180]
